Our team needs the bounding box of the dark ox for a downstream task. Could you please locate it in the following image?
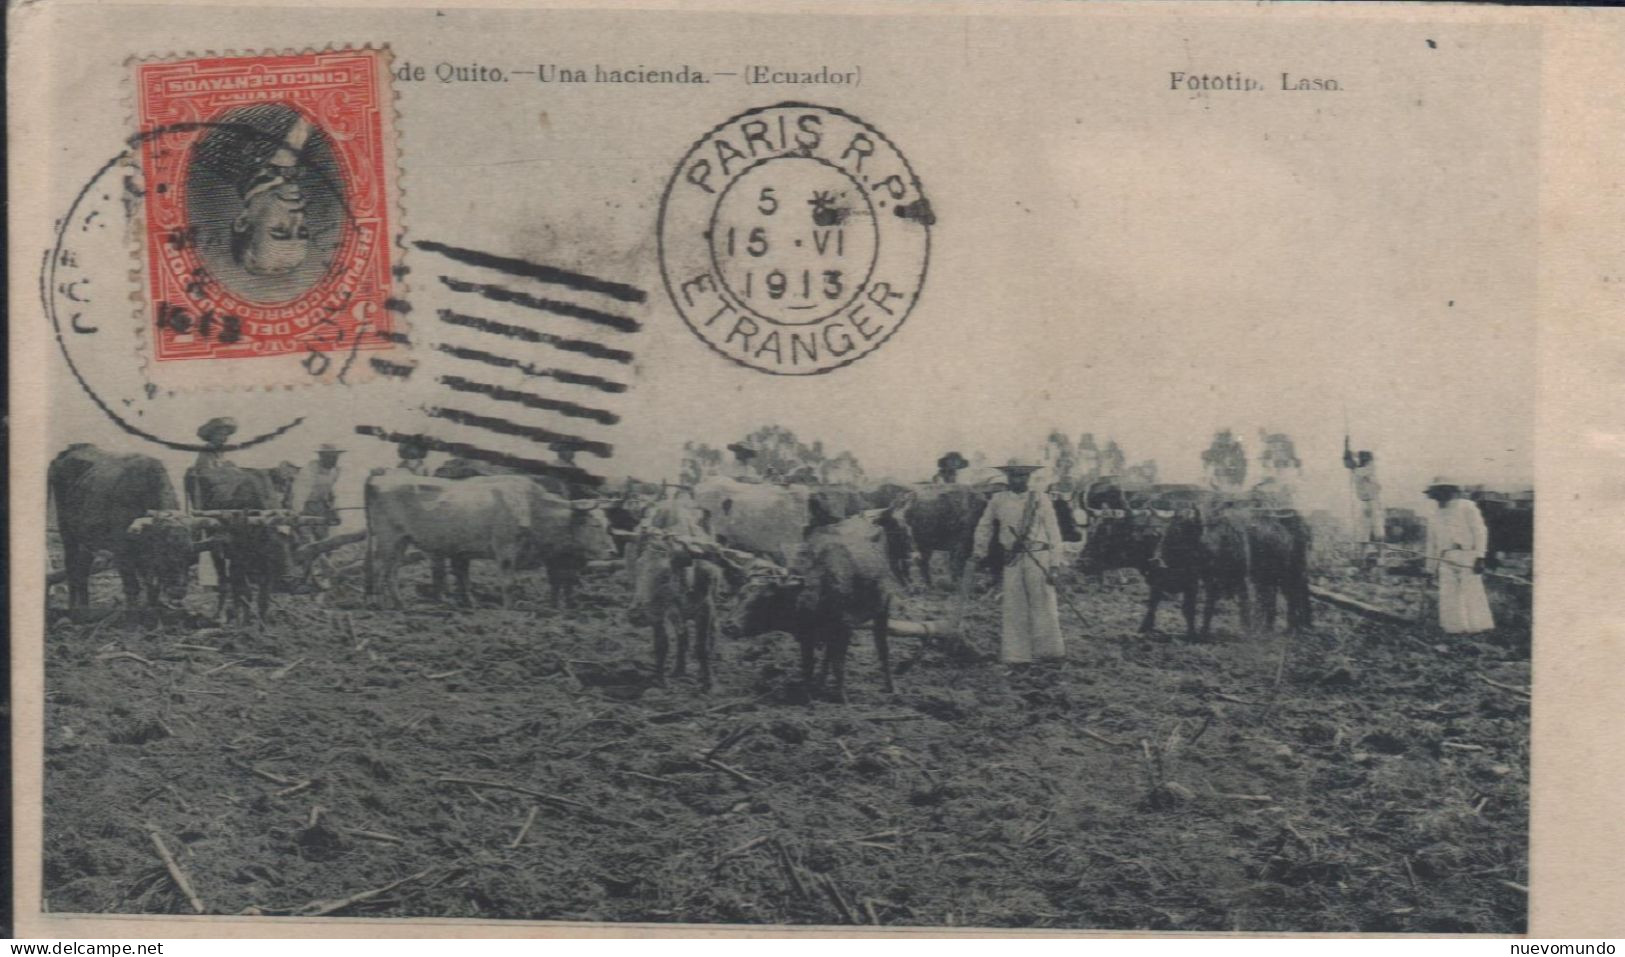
[863,483,911,510]
[48,444,203,610]
[1189,507,1254,638]
[625,501,732,689]
[187,461,301,622]
[1079,505,1251,639]
[603,496,650,556]
[365,473,615,608]
[1245,511,1313,633]
[1471,493,1534,566]
[898,485,988,587]
[1051,495,1085,544]
[724,501,913,703]
[1076,509,1162,584]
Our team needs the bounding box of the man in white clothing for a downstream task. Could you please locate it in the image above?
[972,464,1066,664]
[1424,476,1495,634]
[1345,448,1385,543]
[289,444,345,538]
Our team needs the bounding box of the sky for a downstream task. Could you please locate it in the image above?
[41,8,1539,523]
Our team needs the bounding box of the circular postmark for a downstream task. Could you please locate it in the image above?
[659,103,933,376]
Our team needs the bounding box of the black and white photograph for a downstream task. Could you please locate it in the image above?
[10,0,1625,944]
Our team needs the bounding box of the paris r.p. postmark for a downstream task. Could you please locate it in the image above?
[658,103,932,376]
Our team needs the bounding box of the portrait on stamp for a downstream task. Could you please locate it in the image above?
[185,102,345,302]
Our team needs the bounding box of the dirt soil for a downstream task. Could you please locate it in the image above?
[41,545,1529,932]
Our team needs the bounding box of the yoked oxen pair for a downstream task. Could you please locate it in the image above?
[1078,501,1312,640]
[724,497,915,703]
[364,472,616,609]
[49,444,218,612]
[187,460,303,623]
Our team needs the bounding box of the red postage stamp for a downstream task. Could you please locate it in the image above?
[133,49,399,380]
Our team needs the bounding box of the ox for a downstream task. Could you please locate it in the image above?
[48,444,205,610]
[1187,507,1253,639]
[693,477,810,563]
[187,461,301,623]
[1078,503,1251,640]
[1245,510,1313,633]
[429,459,608,591]
[1469,491,1534,567]
[603,495,651,557]
[1050,494,1085,544]
[725,500,914,703]
[625,499,734,689]
[863,483,911,510]
[899,485,988,588]
[365,474,614,608]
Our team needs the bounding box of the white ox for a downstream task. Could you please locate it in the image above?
[692,477,810,564]
[364,473,615,608]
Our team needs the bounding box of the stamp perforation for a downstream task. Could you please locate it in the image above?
[116,42,410,396]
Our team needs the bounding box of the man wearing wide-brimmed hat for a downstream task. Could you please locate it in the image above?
[722,441,764,483]
[932,451,969,484]
[194,416,238,472]
[187,417,242,590]
[1424,476,1494,634]
[972,463,1066,665]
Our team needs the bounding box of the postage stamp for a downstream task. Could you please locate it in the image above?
[132,49,400,381]
[658,103,932,376]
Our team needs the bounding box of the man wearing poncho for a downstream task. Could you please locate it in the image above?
[972,464,1066,664]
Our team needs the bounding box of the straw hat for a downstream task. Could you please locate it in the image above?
[1424,475,1462,492]
[994,463,1043,478]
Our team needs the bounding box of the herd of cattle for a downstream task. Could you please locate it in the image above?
[49,441,1328,700]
